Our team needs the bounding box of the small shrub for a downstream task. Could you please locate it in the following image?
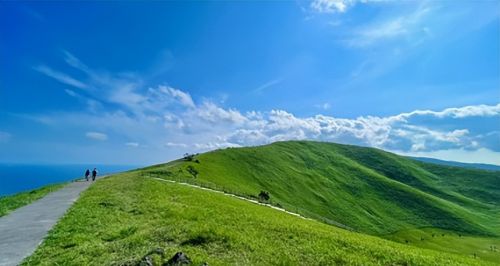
[186,165,198,178]
[258,191,270,202]
[181,235,211,246]
[98,201,116,208]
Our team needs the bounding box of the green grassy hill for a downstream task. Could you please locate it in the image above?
[142,141,499,261]
[24,141,500,264]
[24,171,492,265]
[147,141,499,236]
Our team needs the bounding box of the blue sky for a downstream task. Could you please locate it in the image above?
[1,0,499,165]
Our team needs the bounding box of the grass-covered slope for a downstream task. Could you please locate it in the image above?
[0,182,65,217]
[387,228,500,263]
[147,141,499,237]
[24,172,491,265]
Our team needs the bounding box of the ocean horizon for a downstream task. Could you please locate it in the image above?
[0,163,142,196]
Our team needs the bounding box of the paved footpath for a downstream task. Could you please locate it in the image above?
[0,179,94,266]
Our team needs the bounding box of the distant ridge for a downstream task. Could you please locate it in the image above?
[410,157,500,171]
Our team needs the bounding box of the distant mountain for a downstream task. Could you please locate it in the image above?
[409,157,500,171]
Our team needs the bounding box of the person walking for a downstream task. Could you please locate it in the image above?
[85,169,90,181]
[92,168,98,181]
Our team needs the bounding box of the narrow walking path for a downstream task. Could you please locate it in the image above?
[150,177,353,231]
[0,179,95,266]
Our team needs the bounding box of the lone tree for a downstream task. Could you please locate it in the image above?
[183,153,195,161]
[258,191,270,202]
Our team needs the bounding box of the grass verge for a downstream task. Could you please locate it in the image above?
[0,182,66,217]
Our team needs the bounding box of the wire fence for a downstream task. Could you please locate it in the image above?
[141,170,355,232]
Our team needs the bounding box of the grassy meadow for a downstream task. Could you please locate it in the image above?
[386,228,500,263]
[140,141,499,263]
[146,141,499,236]
[23,172,492,265]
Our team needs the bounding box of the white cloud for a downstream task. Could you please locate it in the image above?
[411,142,426,152]
[34,53,198,117]
[310,0,386,14]
[315,103,331,110]
[193,142,240,150]
[396,103,500,120]
[85,131,108,141]
[34,65,88,89]
[399,148,500,166]
[311,0,354,13]
[165,142,188,148]
[194,101,247,124]
[125,142,139,147]
[158,86,195,108]
[218,103,499,155]
[28,61,500,160]
[62,50,90,73]
[28,52,500,164]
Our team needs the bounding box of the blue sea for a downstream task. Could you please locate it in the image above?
[0,164,142,196]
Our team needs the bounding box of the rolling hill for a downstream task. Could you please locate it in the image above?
[24,170,492,265]
[140,140,500,263]
[146,141,499,237]
[24,140,500,264]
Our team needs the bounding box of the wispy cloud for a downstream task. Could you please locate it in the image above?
[85,131,108,141]
[395,104,500,120]
[315,103,331,110]
[158,86,195,108]
[125,142,139,147]
[29,52,500,164]
[165,142,188,148]
[62,50,90,73]
[252,78,282,94]
[345,4,431,47]
[34,65,88,89]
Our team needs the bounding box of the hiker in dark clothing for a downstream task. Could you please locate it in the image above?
[85,169,90,181]
[92,168,97,181]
